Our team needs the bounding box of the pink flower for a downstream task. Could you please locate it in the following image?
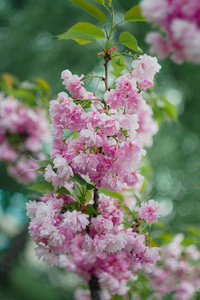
[141,0,200,63]
[105,233,127,253]
[138,199,161,225]
[53,155,74,179]
[91,215,113,235]
[62,210,89,233]
[132,54,161,90]
[35,244,59,266]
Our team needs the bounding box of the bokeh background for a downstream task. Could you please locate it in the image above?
[0,0,200,299]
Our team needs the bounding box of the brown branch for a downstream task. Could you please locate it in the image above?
[103,53,111,110]
[93,187,99,212]
[89,275,101,300]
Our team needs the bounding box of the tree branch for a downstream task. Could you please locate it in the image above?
[89,275,101,300]
[93,187,99,212]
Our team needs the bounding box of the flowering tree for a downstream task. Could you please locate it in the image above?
[25,1,179,299]
[0,74,50,183]
[140,0,200,63]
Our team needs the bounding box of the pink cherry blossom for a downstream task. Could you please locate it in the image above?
[138,199,161,225]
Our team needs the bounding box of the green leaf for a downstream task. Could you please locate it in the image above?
[12,89,36,107]
[124,4,146,22]
[85,191,92,202]
[86,204,98,216]
[105,41,114,52]
[186,226,200,238]
[119,32,143,53]
[111,52,126,76]
[17,166,45,177]
[99,188,124,201]
[6,133,21,146]
[29,157,53,168]
[56,187,71,194]
[69,23,105,39]
[63,129,74,139]
[58,29,96,45]
[160,96,177,120]
[70,173,95,190]
[69,0,106,23]
[95,0,105,4]
[27,181,54,194]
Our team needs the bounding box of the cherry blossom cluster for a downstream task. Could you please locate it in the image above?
[140,0,200,63]
[46,54,160,192]
[0,95,49,183]
[26,53,161,298]
[27,193,161,298]
[149,234,200,300]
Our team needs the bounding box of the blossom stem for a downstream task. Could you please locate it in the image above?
[89,275,101,300]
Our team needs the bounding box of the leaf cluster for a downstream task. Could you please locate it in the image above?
[0,73,51,109]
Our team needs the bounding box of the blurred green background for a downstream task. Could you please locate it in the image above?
[0,0,200,299]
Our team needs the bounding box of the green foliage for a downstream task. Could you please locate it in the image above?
[58,29,96,45]
[99,187,124,201]
[56,187,71,194]
[95,0,105,5]
[111,52,126,76]
[186,226,200,238]
[124,4,146,22]
[146,89,177,125]
[27,181,54,194]
[0,73,50,109]
[70,173,95,190]
[86,204,98,216]
[69,0,106,23]
[119,32,143,53]
[68,22,105,39]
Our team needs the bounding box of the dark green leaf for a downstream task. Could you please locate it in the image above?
[99,188,124,201]
[86,204,98,216]
[119,32,143,53]
[124,4,146,22]
[6,133,21,146]
[70,173,95,190]
[69,0,106,23]
[27,181,54,193]
[56,187,71,194]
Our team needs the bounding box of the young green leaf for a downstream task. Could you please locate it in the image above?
[124,4,146,22]
[27,181,54,194]
[111,53,126,76]
[58,29,96,45]
[69,0,106,24]
[119,32,143,53]
[67,23,105,39]
[160,96,177,120]
[95,0,105,4]
[99,188,124,201]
